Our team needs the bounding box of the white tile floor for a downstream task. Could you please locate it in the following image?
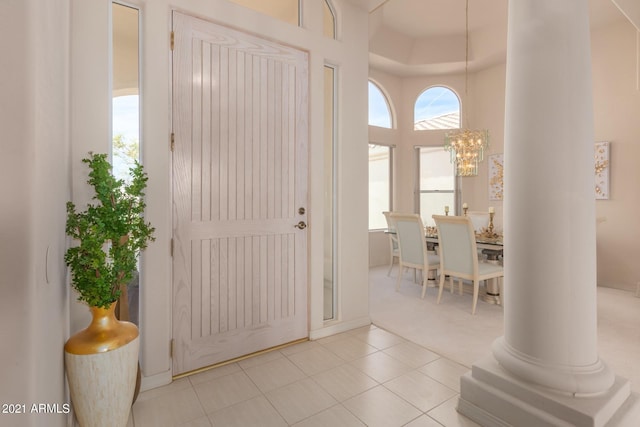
[370,265,640,394]
[128,265,640,426]
[129,325,479,427]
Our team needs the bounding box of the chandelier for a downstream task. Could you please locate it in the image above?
[445,129,489,176]
[444,0,489,177]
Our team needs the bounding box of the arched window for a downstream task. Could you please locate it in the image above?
[414,86,460,130]
[323,0,336,39]
[368,81,392,129]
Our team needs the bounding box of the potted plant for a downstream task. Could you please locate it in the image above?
[64,152,155,427]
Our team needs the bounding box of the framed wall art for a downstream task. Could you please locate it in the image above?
[488,153,504,201]
[595,141,610,200]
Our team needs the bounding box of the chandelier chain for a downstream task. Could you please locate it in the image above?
[464,0,469,128]
[443,0,489,177]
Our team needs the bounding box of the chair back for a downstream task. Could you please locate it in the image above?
[390,213,427,267]
[433,215,478,276]
[467,211,490,233]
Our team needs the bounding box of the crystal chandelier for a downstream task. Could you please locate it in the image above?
[444,129,489,176]
[444,0,489,177]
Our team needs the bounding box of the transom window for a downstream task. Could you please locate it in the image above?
[414,86,460,130]
[229,0,300,26]
[323,0,336,39]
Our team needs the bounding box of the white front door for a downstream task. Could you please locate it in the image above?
[171,12,309,375]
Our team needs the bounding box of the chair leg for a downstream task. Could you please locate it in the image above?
[458,279,463,295]
[437,273,445,304]
[472,279,480,315]
[421,269,428,299]
[387,256,394,276]
[449,275,454,293]
[395,262,403,291]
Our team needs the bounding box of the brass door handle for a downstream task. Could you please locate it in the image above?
[294,221,307,230]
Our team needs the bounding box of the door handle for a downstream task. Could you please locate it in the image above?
[294,221,307,230]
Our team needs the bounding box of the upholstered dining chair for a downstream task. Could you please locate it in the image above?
[433,215,504,314]
[389,213,440,298]
[382,211,400,277]
[467,211,490,233]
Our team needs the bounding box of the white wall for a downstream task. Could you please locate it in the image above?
[592,20,640,291]
[463,63,506,226]
[0,2,35,421]
[0,1,71,426]
[70,0,371,390]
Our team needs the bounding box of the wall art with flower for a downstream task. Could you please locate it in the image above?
[488,153,504,201]
[595,141,610,200]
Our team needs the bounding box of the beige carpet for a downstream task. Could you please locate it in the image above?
[369,265,640,393]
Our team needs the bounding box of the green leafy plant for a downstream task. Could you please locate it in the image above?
[65,153,155,308]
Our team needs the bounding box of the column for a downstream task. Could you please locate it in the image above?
[457,1,635,425]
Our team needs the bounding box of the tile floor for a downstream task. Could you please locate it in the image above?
[369,265,640,394]
[129,325,479,427]
[128,266,640,426]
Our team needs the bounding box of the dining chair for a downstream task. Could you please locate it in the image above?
[467,211,490,233]
[466,211,491,262]
[389,213,440,298]
[382,211,400,277]
[433,215,504,314]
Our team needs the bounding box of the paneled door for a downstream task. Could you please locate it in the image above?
[171,12,309,375]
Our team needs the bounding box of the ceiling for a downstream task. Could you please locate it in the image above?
[366,0,629,76]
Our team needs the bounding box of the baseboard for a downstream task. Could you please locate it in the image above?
[597,283,637,294]
[309,316,371,340]
[139,369,172,392]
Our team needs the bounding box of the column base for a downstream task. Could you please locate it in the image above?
[458,356,636,427]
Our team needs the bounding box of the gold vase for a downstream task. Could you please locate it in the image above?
[65,302,138,354]
[65,302,139,427]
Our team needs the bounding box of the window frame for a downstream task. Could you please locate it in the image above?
[323,63,337,321]
[111,0,143,325]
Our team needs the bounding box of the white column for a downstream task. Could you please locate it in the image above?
[457,1,635,425]
[496,0,611,395]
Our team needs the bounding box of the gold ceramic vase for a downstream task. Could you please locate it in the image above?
[64,302,139,427]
